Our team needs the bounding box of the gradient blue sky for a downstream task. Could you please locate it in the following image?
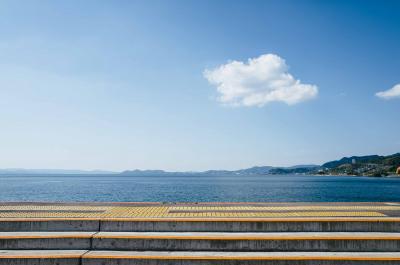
[0,0,399,171]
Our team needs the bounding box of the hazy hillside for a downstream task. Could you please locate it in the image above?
[1,154,399,177]
[320,153,400,176]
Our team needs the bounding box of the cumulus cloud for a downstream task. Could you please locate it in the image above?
[376,84,400,100]
[204,54,318,107]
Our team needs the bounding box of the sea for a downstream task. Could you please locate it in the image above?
[0,174,399,202]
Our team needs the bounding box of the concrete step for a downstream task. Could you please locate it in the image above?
[1,232,400,252]
[92,231,400,252]
[0,232,95,250]
[1,250,400,265]
[3,217,399,232]
[100,218,400,232]
[0,250,86,265]
[0,219,99,232]
[82,250,400,265]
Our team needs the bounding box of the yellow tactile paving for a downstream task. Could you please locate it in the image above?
[0,212,104,218]
[167,212,385,218]
[0,204,390,218]
[0,205,113,211]
[171,205,400,211]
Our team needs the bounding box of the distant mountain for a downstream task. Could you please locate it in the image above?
[286,165,320,169]
[269,165,320,175]
[0,168,118,175]
[320,153,400,176]
[120,169,177,176]
[235,166,274,175]
[2,153,398,177]
[322,153,400,169]
[322,155,384,168]
[121,165,319,176]
[121,154,400,177]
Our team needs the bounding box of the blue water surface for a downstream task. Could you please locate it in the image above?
[0,175,399,202]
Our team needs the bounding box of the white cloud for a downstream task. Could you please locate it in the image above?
[376,84,400,100]
[204,54,318,107]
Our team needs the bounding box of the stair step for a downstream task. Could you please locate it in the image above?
[100,217,400,232]
[1,232,400,251]
[83,250,400,264]
[2,217,400,232]
[1,250,400,265]
[0,250,86,265]
[92,232,400,251]
[0,219,99,232]
[94,231,400,240]
[0,232,95,250]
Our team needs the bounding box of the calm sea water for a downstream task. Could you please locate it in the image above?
[0,174,400,202]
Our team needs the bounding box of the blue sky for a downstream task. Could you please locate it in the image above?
[0,0,399,171]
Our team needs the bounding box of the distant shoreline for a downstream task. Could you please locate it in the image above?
[0,152,399,178]
[0,173,398,178]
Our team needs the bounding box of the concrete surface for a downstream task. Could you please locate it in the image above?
[0,232,95,250]
[0,250,86,265]
[0,219,100,232]
[99,219,400,232]
[91,231,400,251]
[1,231,400,251]
[1,202,400,264]
[2,202,400,219]
[82,251,400,265]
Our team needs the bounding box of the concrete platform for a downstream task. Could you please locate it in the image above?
[1,202,400,264]
[1,202,400,233]
[1,202,400,219]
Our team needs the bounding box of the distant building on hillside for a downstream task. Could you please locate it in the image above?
[397,167,400,175]
[352,158,356,165]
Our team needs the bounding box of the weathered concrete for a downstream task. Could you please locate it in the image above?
[0,219,100,232]
[2,250,400,265]
[100,219,400,232]
[82,251,400,265]
[81,259,400,265]
[2,231,400,252]
[3,218,400,232]
[92,232,400,252]
[0,250,85,265]
[1,202,400,264]
[0,258,80,265]
[0,232,95,250]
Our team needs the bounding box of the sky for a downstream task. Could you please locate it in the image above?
[0,0,399,171]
